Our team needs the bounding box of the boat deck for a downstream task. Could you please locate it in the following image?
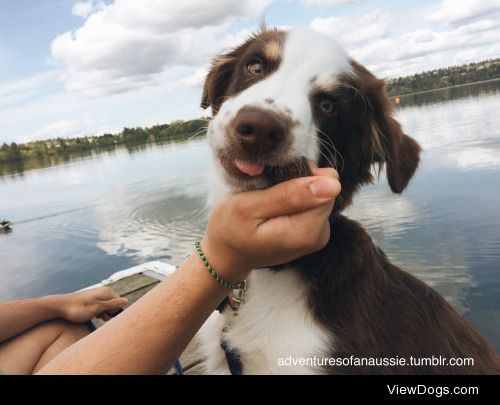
[86,261,205,375]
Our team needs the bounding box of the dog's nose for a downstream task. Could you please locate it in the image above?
[233,107,287,155]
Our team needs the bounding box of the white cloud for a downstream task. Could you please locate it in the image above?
[0,71,56,108]
[25,119,112,142]
[52,0,271,98]
[430,0,500,26]
[301,0,359,6]
[310,11,394,48]
[72,1,104,18]
[181,68,208,89]
[360,24,500,77]
[4,0,500,144]
[219,27,255,52]
[310,5,500,78]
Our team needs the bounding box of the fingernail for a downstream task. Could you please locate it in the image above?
[309,177,339,199]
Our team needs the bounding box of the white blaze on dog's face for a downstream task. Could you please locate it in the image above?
[202,28,421,208]
[204,29,351,192]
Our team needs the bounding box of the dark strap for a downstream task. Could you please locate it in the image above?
[329,211,339,226]
[220,339,243,375]
[216,296,229,312]
[174,360,183,375]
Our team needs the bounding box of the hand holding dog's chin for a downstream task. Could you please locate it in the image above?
[200,169,340,282]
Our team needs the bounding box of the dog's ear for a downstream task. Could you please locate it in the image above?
[350,60,421,193]
[201,54,237,114]
[382,118,421,193]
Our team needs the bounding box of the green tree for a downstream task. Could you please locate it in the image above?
[9,142,22,161]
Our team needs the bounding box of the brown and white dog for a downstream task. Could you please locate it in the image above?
[198,27,500,374]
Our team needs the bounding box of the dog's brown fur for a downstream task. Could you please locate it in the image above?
[202,29,500,374]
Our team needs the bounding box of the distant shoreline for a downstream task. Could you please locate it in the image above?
[1,56,499,169]
[386,57,499,97]
[390,78,500,99]
[0,121,207,169]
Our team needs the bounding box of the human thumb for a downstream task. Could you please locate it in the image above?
[255,175,340,219]
[308,176,341,199]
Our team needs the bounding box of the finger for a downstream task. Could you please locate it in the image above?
[93,286,120,300]
[99,297,128,313]
[311,166,339,180]
[98,312,112,321]
[289,202,334,238]
[248,175,340,219]
[259,201,333,258]
[262,198,334,240]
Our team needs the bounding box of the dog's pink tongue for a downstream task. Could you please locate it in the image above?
[234,160,265,176]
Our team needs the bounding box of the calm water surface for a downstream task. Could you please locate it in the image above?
[1,81,500,350]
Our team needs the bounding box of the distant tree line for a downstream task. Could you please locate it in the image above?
[0,119,207,165]
[386,58,500,96]
[2,58,499,166]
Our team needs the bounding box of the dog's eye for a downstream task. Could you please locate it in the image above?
[246,60,263,76]
[319,99,336,115]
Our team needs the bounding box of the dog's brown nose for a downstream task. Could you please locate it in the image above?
[233,107,287,155]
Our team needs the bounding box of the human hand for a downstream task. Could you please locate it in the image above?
[58,287,128,323]
[201,164,340,283]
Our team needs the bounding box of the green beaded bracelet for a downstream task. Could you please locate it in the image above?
[194,241,245,290]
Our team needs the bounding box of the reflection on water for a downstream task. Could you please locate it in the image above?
[345,183,477,314]
[1,81,500,351]
[397,81,500,171]
[397,78,500,108]
[0,139,211,299]
[96,185,208,263]
[0,133,202,179]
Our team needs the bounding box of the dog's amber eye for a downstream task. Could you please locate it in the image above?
[247,60,263,75]
[319,99,336,115]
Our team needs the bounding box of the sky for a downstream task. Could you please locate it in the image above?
[1,0,499,144]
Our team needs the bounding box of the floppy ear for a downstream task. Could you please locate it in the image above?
[381,118,421,193]
[350,60,421,193]
[201,55,237,114]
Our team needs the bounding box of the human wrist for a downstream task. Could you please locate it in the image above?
[198,237,251,286]
[38,294,68,319]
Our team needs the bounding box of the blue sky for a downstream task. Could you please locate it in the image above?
[1,0,499,143]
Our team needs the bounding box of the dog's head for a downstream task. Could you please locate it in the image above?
[202,28,420,210]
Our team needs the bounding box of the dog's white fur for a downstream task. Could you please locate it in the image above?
[198,269,331,374]
[207,29,352,193]
[200,29,352,374]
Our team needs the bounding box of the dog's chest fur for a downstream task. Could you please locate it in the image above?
[199,268,330,374]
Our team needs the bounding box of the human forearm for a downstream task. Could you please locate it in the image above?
[0,295,64,342]
[36,168,339,374]
[36,252,240,374]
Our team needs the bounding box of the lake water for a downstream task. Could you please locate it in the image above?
[1,80,500,351]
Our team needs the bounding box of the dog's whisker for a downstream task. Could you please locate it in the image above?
[316,136,337,166]
[312,130,343,172]
[316,129,344,172]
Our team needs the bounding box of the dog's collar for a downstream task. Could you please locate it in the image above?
[216,280,247,313]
